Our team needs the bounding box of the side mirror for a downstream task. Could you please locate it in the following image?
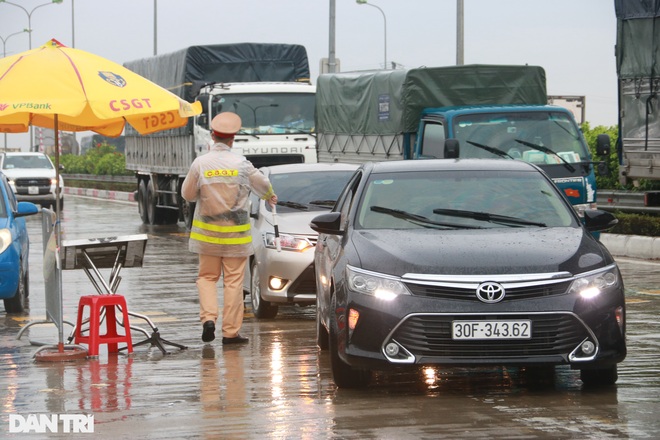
[584,209,618,232]
[596,134,611,156]
[444,139,460,159]
[15,201,39,218]
[309,212,344,235]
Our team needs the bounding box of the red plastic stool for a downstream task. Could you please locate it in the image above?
[74,295,133,357]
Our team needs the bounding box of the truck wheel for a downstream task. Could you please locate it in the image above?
[180,199,195,230]
[146,179,178,225]
[250,261,278,319]
[138,180,149,224]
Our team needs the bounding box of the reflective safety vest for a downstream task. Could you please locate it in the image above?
[181,143,274,257]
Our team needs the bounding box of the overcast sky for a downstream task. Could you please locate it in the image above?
[1,0,618,150]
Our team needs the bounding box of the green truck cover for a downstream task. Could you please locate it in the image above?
[614,0,660,77]
[316,64,547,135]
[123,43,310,103]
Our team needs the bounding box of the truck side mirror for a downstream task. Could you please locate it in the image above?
[596,134,610,156]
[444,139,460,159]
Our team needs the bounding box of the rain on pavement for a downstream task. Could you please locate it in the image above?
[1,194,659,439]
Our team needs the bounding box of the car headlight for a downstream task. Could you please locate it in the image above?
[0,229,12,254]
[567,264,619,299]
[264,232,314,252]
[347,265,411,301]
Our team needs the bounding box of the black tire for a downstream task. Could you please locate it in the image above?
[181,199,195,230]
[4,263,27,314]
[328,296,370,388]
[250,261,278,319]
[138,180,149,224]
[316,306,329,350]
[146,179,178,225]
[580,366,618,387]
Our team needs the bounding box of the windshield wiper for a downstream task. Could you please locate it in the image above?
[466,140,513,159]
[514,138,575,172]
[271,125,316,136]
[277,200,309,211]
[432,208,546,227]
[371,206,482,229]
[236,129,260,140]
[308,199,336,208]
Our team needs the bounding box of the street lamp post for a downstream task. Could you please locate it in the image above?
[356,0,387,70]
[0,0,63,152]
[1,28,30,151]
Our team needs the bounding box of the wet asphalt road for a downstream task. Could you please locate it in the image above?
[1,194,659,439]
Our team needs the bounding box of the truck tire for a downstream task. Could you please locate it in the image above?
[138,180,149,224]
[180,199,195,230]
[147,179,178,225]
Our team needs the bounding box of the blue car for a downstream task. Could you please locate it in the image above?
[0,172,39,314]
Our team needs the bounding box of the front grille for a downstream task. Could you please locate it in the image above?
[287,264,317,295]
[406,280,572,301]
[14,178,52,195]
[391,313,589,359]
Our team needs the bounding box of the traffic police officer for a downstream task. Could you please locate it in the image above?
[182,112,277,344]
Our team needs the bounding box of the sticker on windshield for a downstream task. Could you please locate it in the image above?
[373,180,394,185]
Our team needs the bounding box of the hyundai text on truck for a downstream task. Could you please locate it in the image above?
[123,43,317,227]
[316,65,610,218]
[614,0,660,187]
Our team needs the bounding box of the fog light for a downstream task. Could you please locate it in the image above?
[348,308,359,330]
[615,306,625,333]
[385,343,399,357]
[581,341,596,355]
[268,277,286,291]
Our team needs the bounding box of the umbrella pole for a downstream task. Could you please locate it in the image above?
[54,115,64,346]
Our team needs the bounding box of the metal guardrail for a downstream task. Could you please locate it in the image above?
[597,190,660,214]
[63,174,135,183]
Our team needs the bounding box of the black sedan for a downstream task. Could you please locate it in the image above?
[311,159,626,388]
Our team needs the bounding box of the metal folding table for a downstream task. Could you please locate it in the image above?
[62,234,186,354]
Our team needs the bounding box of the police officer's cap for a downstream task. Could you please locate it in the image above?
[211,112,242,137]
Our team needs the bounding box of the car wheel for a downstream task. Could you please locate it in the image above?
[250,261,278,319]
[4,263,26,314]
[316,304,329,350]
[328,296,370,388]
[138,180,149,224]
[580,365,618,387]
[147,179,179,225]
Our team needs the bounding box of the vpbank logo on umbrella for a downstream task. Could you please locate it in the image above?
[98,71,127,88]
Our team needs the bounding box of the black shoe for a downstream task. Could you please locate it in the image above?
[222,334,249,345]
[201,321,215,343]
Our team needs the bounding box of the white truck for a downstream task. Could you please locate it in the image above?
[614,0,660,187]
[123,43,317,227]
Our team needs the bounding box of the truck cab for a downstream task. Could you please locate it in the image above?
[195,82,317,167]
[415,105,602,217]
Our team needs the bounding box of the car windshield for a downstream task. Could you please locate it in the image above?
[356,169,576,230]
[3,155,54,170]
[269,170,355,213]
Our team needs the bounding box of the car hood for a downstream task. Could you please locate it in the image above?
[350,227,612,276]
[2,168,55,179]
[262,209,326,236]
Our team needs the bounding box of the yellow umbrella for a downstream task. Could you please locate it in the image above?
[0,38,200,136]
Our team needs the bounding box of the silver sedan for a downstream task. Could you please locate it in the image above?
[244,162,358,319]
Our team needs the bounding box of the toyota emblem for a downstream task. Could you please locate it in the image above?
[476,282,506,303]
